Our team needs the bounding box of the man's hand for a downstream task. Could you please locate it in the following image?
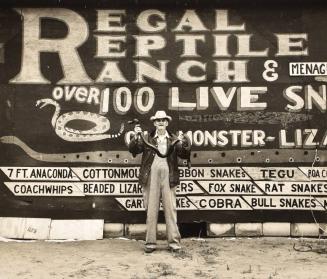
[134,125,142,135]
[177,131,184,141]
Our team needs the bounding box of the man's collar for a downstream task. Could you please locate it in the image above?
[154,130,170,138]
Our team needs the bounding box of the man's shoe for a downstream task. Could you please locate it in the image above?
[168,243,181,252]
[144,245,156,253]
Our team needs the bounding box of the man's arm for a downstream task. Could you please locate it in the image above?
[128,134,145,157]
[175,135,191,159]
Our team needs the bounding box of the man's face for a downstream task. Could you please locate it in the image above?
[154,118,169,131]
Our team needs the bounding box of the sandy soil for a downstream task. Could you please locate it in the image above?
[0,237,327,279]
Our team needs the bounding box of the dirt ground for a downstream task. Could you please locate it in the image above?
[0,237,327,279]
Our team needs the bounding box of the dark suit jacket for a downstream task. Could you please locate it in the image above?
[128,130,191,187]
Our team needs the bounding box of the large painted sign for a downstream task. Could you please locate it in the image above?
[1,6,327,222]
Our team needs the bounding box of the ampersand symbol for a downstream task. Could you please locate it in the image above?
[263,60,278,82]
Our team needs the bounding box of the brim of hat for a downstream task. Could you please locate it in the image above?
[150,116,172,121]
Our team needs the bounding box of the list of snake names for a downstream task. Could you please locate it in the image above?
[1,166,327,211]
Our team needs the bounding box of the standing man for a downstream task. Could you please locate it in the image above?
[128,111,191,253]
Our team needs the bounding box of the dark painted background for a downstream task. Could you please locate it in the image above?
[0,1,327,223]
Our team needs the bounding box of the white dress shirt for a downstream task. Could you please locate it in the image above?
[154,130,169,156]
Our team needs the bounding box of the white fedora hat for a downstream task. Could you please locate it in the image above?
[150,110,172,122]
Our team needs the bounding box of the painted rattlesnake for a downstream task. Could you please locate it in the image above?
[36,98,124,142]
